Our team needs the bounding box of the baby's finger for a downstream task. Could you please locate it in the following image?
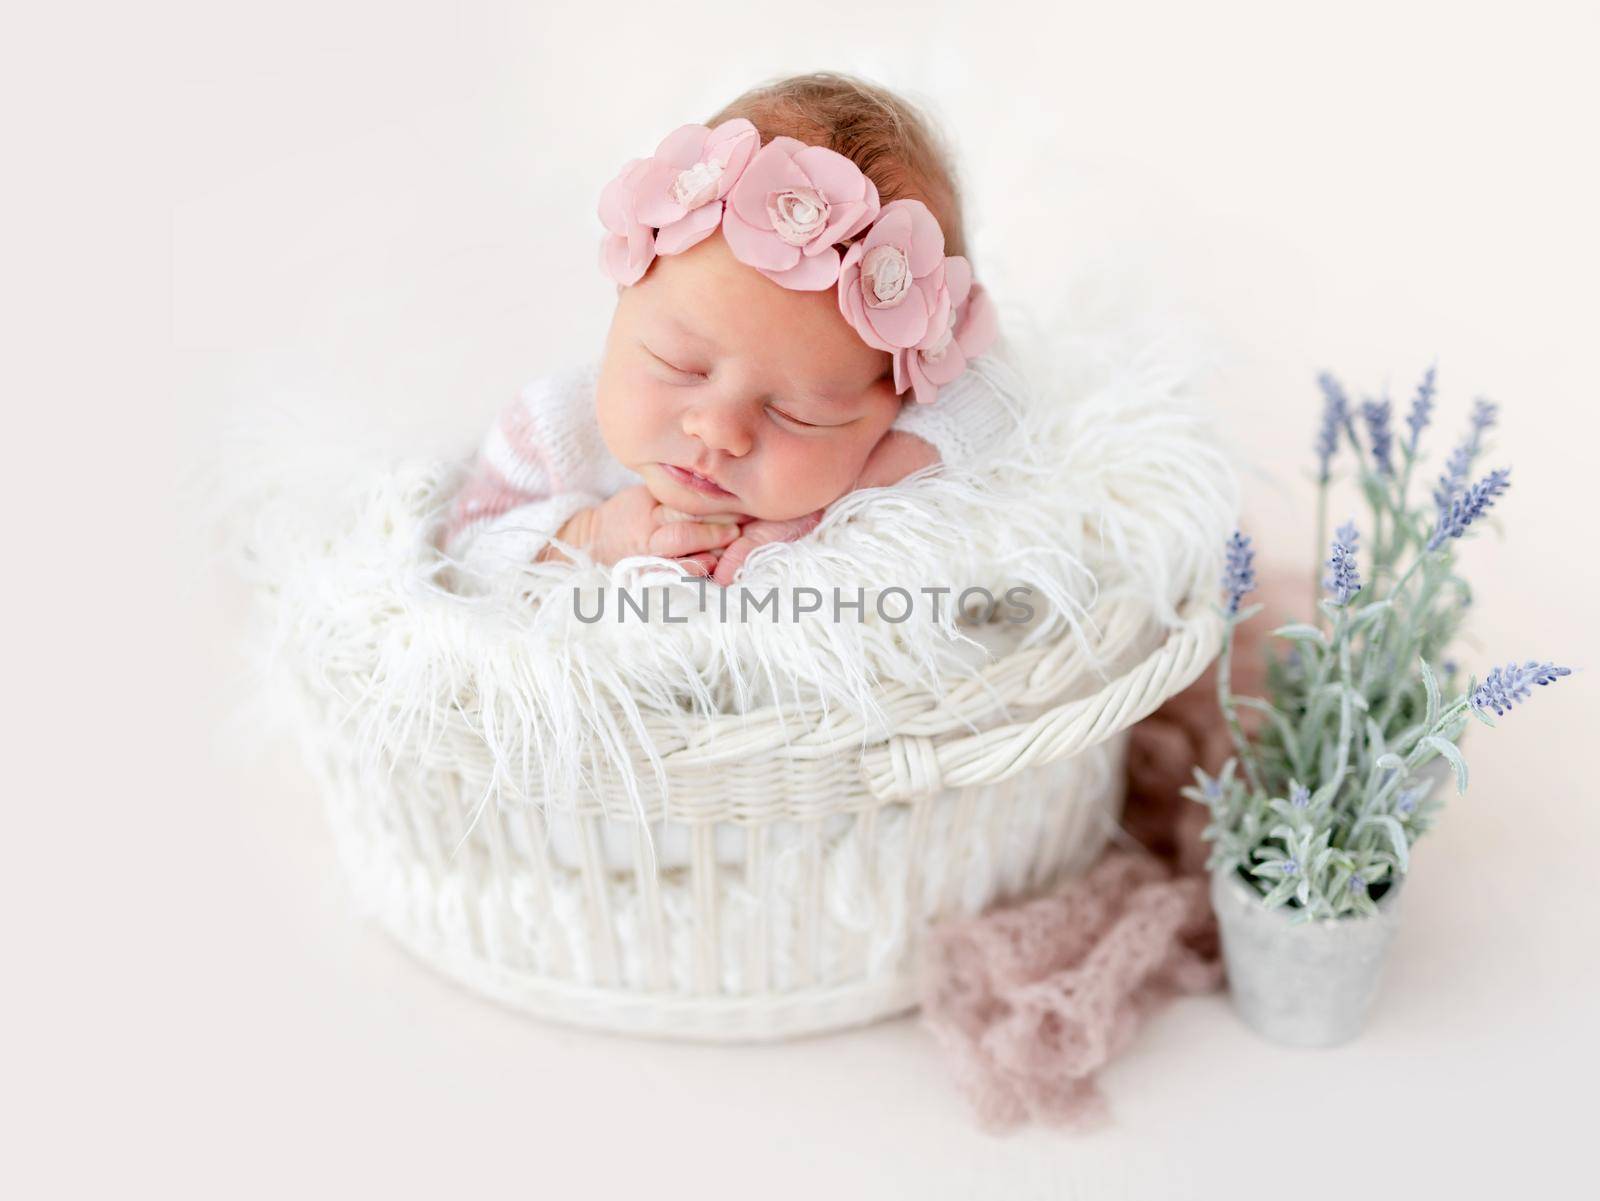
[648,520,741,559]
[711,537,756,587]
[654,505,741,526]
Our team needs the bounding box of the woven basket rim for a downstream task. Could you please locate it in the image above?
[621,589,1211,755]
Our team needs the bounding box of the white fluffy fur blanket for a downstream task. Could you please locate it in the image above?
[197,284,1238,833]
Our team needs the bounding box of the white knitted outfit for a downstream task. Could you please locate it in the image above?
[440,354,1028,578]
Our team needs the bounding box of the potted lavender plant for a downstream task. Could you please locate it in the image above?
[1184,367,1572,1047]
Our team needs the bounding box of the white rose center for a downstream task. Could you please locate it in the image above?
[671,160,724,209]
[862,244,910,307]
[768,187,829,246]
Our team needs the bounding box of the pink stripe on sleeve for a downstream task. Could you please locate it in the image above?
[441,391,571,556]
[500,400,565,492]
[442,460,534,552]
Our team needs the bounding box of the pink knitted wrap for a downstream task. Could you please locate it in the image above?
[918,566,1302,1131]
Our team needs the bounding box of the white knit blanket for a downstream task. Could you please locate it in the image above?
[201,287,1238,833]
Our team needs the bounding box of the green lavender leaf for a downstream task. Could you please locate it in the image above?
[1350,600,1393,632]
[1419,735,1468,794]
[1420,656,1441,730]
[1273,623,1328,645]
[1357,814,1410,871]
[1365,718,1387,763]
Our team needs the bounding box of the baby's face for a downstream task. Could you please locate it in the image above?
[595,230,901,522]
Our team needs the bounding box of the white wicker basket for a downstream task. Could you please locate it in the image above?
[286,588,1221,1042]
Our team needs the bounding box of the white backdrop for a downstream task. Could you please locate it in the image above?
[12,1,1598,1196]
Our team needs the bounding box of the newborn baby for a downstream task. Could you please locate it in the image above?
[440,74,1023,587]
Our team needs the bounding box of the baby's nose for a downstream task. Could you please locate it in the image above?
[682,401,754,457]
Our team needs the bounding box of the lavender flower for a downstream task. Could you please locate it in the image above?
[1363,397,1395,476]
[1315,372,1349,484]
[1470,661,1572,717]
[1405,364,1436,454]
[1222,530,1256,615]
[1434,443,1473,510]
[1282,858,1300,877]
[1428,467,1511,551]
[1349,874,1367,894]
[1433,397,1500,506]
[1290,783,1311,810]
[1470,398,1499,439]
[1323,520,1362,605]
[1395,786,1423,815]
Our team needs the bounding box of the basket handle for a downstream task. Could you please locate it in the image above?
[858,600,1223,801]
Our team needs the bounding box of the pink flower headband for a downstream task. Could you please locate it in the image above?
[598,116,998,406]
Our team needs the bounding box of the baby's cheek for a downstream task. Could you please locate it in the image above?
[756,437,853,514]
[825,433,879,490]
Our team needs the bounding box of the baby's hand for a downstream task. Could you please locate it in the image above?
[704,431,939,585]
[851,429,941,491]
[710,509,825,586]
[566,485,742,576]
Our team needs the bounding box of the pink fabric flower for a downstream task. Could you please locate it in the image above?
[720,136,881,290]
[597,119,759,286]
[631,118,758,254]
[837,199,950,354]
[896,256,1001,404]
[597,156,656,287]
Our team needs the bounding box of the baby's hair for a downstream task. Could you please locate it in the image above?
[705,71,969,260]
